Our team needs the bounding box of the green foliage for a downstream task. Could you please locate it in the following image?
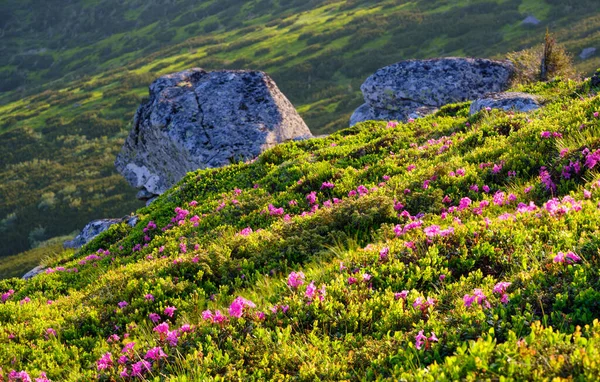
[1,0,600,260]
[1,76,600,380]
[508,30,577,85]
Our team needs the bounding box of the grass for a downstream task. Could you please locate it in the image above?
[1,75,600,380]
[1,0,599,266]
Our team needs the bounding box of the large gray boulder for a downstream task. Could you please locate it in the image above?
[469,92,541,115]
[63,215,138,249]
[115,68,312,199]
[351,57,514,125]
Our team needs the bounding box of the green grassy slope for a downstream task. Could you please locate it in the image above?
[1,0,599,260]
[0,77,599,380]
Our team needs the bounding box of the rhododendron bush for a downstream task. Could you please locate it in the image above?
[1,78,600,380]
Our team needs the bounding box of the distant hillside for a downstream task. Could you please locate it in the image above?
[0,76,599,380]
[1,0,599,260]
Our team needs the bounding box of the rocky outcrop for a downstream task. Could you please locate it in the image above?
[469,92,541,115]
[22,265,46,280]
[521,15,541,26]
[63,215,138,249]
[579,47,596,60]
[350,57,514,126]
[115,68,312,200]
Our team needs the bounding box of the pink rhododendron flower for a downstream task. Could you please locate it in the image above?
[131,360,151,377]
[415,330,438,350]
[228,296,256,318]
[553,251,581,264]
[413,296,435,312]
[153,322,169,336]
[415,330,427,350]
[305,281,316,300]
[379,247,389,261]
[149,313,161,323]
[407,164,416,172]
[164,306,177,317]
[239,227,253,236]
[584,189,592,199]
[395,290,409,300]
[122,342,135,353]
[145,347,167,361]
[287,271,305,289]
[97,352,113,371]
[357,185,369,196]
[1,289,14,303]
[320,182,335,190]
[306,191,317,205]
[347,277,357,285]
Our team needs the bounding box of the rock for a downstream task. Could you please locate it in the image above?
[63,215,138,249]
[22,265,46,280]
[469,92,541,115]
[579,47,596,60]
[115,68,312,199]
[351,57,514,125]
[521,15,541,26]
[350,103,438,126]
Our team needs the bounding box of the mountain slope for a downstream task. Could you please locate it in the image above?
[1,0,600,261]
[0,77,599,380]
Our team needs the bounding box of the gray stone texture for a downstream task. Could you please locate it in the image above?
[115,68,312,199]
[469,92,541,115]
[350,57,514,125]
[63,216,138,249]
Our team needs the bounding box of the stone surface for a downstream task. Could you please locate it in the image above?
[22,265,46,280]
[469,92,541,115]
[349,103,438,127]
[63,215,138,249]
[579,47,597,60]
[115,68,312,199]
[521,15,541,26]
[351,57,514,125]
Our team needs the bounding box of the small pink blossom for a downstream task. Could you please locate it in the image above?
[287,271,305,289]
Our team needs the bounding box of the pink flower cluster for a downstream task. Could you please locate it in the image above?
[268,204,284,216]
[553,251,581,264]
[540,131,562,139]
[320,181,335,190]
[415,330,438,350]
[201,309,227,323]
[239,227,253,236]
[228,296,256,318]
[413,296,436,312]
[423,224,454,238]
[463,289,490,309]
[287,271,305,288]
[304,281,326,303]
[544,196,582,217]
[172,207,190,225]
[493,282,511,304]
[1,289,14,303]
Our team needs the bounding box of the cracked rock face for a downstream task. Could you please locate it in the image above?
[63,216,138,249]
[115,68,312,199]
[469,92,541,115]
[350,57,514,125]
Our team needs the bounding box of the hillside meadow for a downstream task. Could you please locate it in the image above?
[1,0,600,260]
[1,75,599,380]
